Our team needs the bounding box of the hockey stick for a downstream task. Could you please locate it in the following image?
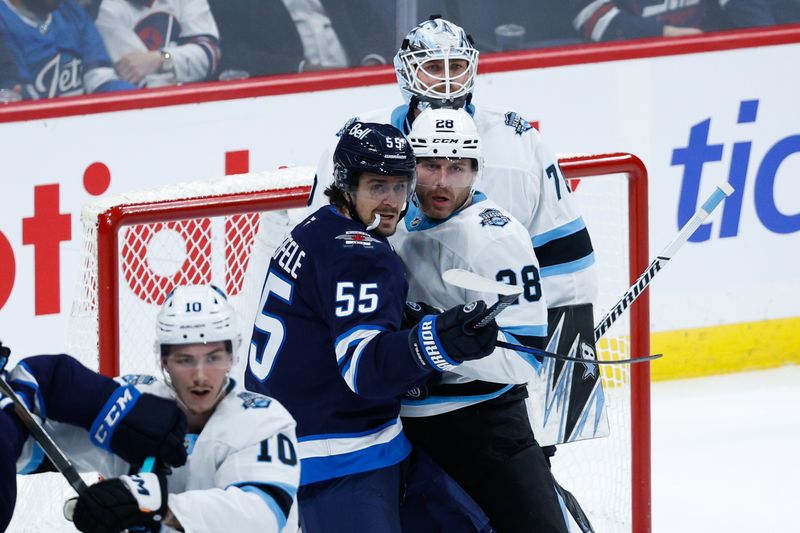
[442,270,662,365]
[495,339,661,365]
[0,344,88,495]
[593,181,735,342]
[442,268,523,328]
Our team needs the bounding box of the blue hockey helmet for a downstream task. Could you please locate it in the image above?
[333,121,416,198]
[394,16,479,109]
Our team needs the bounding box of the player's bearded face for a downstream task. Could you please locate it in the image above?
[414,58,470,100]
[21,0,61,15]
[352,173,410,236]
[162,342,233,418]
[415,158,476,219]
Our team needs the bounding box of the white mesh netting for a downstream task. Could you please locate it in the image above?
[9,167,314,533]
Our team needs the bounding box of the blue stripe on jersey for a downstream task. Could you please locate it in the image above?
[539,252,596,278]
[238,485,289,529]
[18,442,45,475]
[390,105,409,131]
[502,332,542,371]
[334,326,385,394]
[501,324,548,338]
[532,217,587,248]
[297,418,398,442]
[299,431,411,485]
[401,384,514,406]
[16,361,47,419]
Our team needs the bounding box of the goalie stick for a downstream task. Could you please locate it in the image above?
[0,343,88,495]
[442,269,661,364]
[593,181,735,341]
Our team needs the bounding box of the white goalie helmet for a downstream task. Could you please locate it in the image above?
[154,284,242,357]
[409,108,483,189]
[394,17,479,108]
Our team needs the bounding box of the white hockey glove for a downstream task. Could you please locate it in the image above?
[68,472,168,533]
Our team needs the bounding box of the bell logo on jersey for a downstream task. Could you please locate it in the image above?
[32,54,84,99]
[478,208,510,227]
[90,385,141,449]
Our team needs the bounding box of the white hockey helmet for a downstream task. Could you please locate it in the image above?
[154,284,241,357]
[394,16,479,109]
[409,108,483,190]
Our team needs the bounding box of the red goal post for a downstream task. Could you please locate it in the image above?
[68,152,650,533]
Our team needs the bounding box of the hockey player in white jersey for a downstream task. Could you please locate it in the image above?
[13,285,300,533]
[297,16,603,458]
[395,108,578,533]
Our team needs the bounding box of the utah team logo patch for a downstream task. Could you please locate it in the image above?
[336,231,379,247]
[120,374,156,386]
[504,112,533,136]
[479,208,510,227]
[238,391,271,409]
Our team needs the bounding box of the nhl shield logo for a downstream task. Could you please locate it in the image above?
[479,208,510,227]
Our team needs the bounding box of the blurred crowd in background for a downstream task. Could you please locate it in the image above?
[1,0,800,102]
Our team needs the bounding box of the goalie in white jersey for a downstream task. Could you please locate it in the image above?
[394,108,584,533]
[46,285,299,533]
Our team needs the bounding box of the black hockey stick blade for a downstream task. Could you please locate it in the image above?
[496,340,662,365]
[473,292,519,329]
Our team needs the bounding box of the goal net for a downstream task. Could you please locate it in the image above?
[9,154,650,533]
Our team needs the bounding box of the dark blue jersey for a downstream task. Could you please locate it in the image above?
[245,205,431,486]
[0,0,130,98]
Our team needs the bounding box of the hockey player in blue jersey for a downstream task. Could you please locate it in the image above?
[0,0,135,99]
[0,341,188,531]
[246,121,499,532]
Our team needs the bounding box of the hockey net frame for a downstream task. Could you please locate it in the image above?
[11,153,650,533]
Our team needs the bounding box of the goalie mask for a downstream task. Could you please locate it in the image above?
[154,285,241,358]
[394,16,479,109]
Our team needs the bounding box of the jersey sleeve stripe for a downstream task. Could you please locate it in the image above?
[501,324,548,338]
[334,326,385,394]
[534,226,594,270]
[17,441,45,475]
[10,361,46,419]
[539,253,596,278]
[236,485,289,530]
[532,217,587,248]
[501,331,543,371]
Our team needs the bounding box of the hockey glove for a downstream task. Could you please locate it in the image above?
[401,301,443,329]
[90,386,188,468]
[70,472,168,533]
[408,301,499,372]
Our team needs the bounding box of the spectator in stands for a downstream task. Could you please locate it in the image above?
[569,0,799,42]
[207,0,394,78]
[0,0,135,99]
[95,0,220,87]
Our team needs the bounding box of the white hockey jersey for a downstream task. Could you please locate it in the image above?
[96,0,220,86]
[303,103,598,308]
[16,377,299,533]
[394,195,549,417]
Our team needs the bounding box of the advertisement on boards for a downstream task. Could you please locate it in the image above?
[0,38,797,377]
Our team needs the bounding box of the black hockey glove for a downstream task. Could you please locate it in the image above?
[408,301,499,372]
[69,472,168,533]
[90,386,188,468]
[401,301,443,329]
